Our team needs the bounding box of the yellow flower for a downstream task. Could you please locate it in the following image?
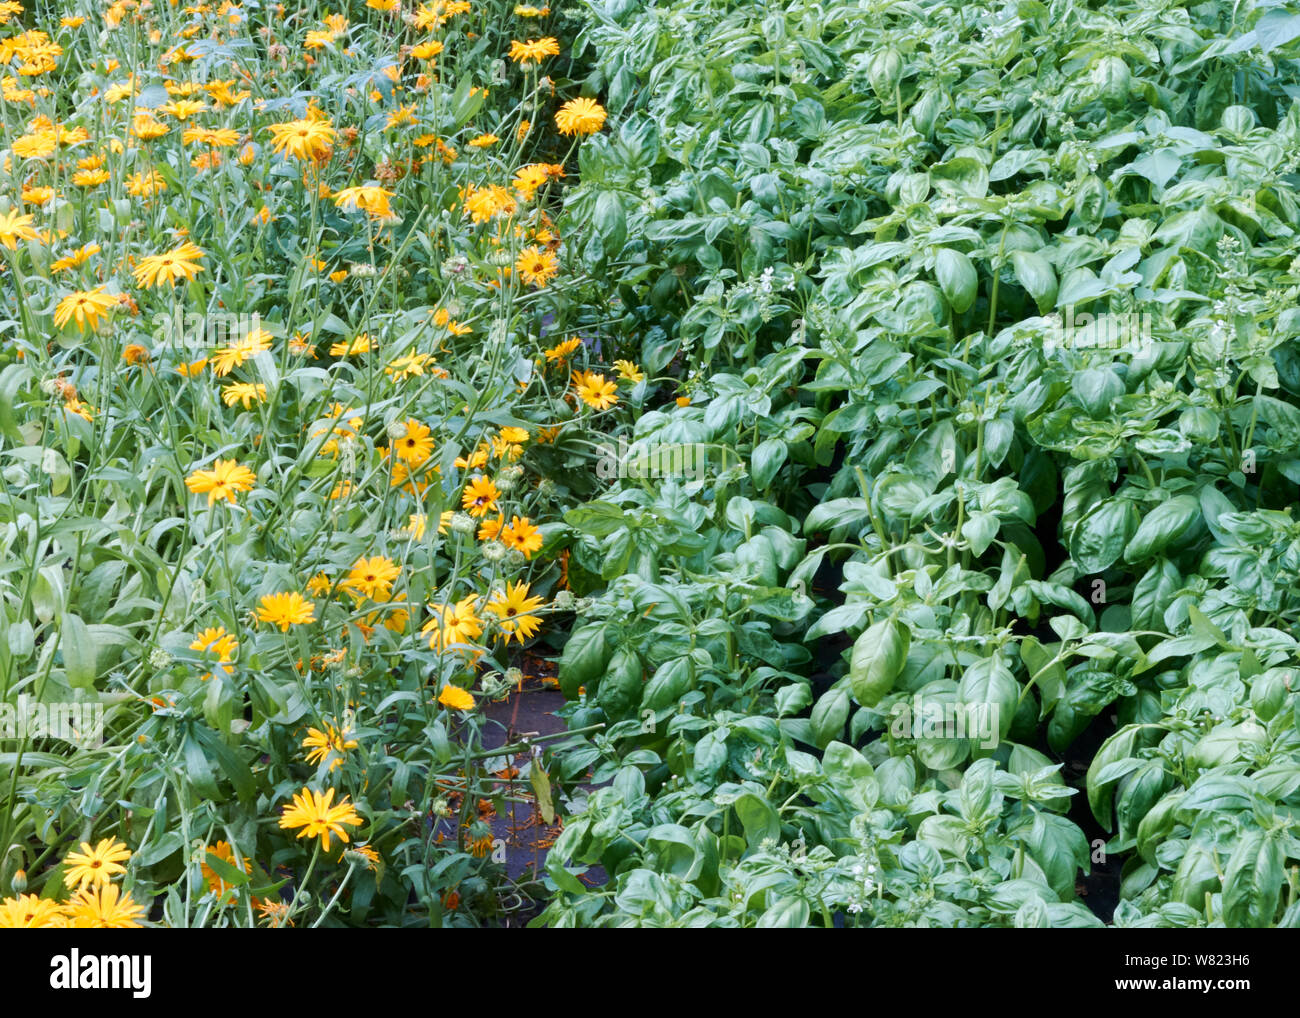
[386,350,433,381]
[130,114,170,140]
[278,786,362,851]
[614,359,644,383]
[63,837,131,890]
[190,625,238,676]
[0,209,39,249]
[461,183,517,223]
[267,117,335,163]
[329,333,372,357]
[124,169,166,196]
[201,840,251,897]
[411,40,443,60]
[501,515,543,558]
[486,580,545,643]
[0,893,65,928]
[211,329,274,376]
[555,97,607,136]
[185,458,257,506]
[508,37,560,64]
[160,98,207,120]
[342,555,401,601]
[438,684,475,711]
[64,883,146,929]
[333,185,395,220]
[545,336,581,362]
[50,242,99,272]
[222,381,268,408]
[183,126,239,147]
[301,724,358,773]
[53,287,116,331]
[256,591,317,631]
[468,133,499,148]
[515,245,558,287]
[493,426,529,460]
[71,167,109,188]
[306,572,333,597]
[573,369,619,410]
[123,344,150,366]
[386,104,418,129]
[176,358,208,377]
[461,476,500,517]
[392,418,434,465]
[132,241,206,288]
[423,594,482,652]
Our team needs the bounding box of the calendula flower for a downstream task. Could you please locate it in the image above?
[256,899,293,927]
[64,884,146,929]
[423,594,483,652]
[0,893,65,928]
[278,786,362,851]
[190,626,238,676]
[500,515,543,558]
[329,333,372,357]
[468,133,499,148]
[71,167,109,187]
[49,242,99,272]
[53,287,117,331]
[124,169,166,196]
[0,209,39,248]
[211,329,274,376]
[493,426,529,460]
[461,476,500,517]
[222,382,267,408]
[545,336,581,361]
[385,104,418,129]
[342,555,401,601]
[614,359,644,382]
[183,126,239,147]
[130,114,169,140]
[438,684,475,711]
[267,117,335,163]
[63,837,132,890]
[201,841,251,897]
[160,98,207,120]
[508,37,559,64]
[486,580,545,643]
[333,184,395,220]
[185,458,257,506]
[515,245,559,287]
[301,724,358,772]
[555,97,607,136]
[21,185,54,206]
[132,241,206,288]
[386,350,433,381]
[123,344,150,366]
[176,358,208,377]
[411,40,443,60]
[573,369,618,410]
[461,183,517,223]
[256,591,317,631]
[391,418,434,464]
